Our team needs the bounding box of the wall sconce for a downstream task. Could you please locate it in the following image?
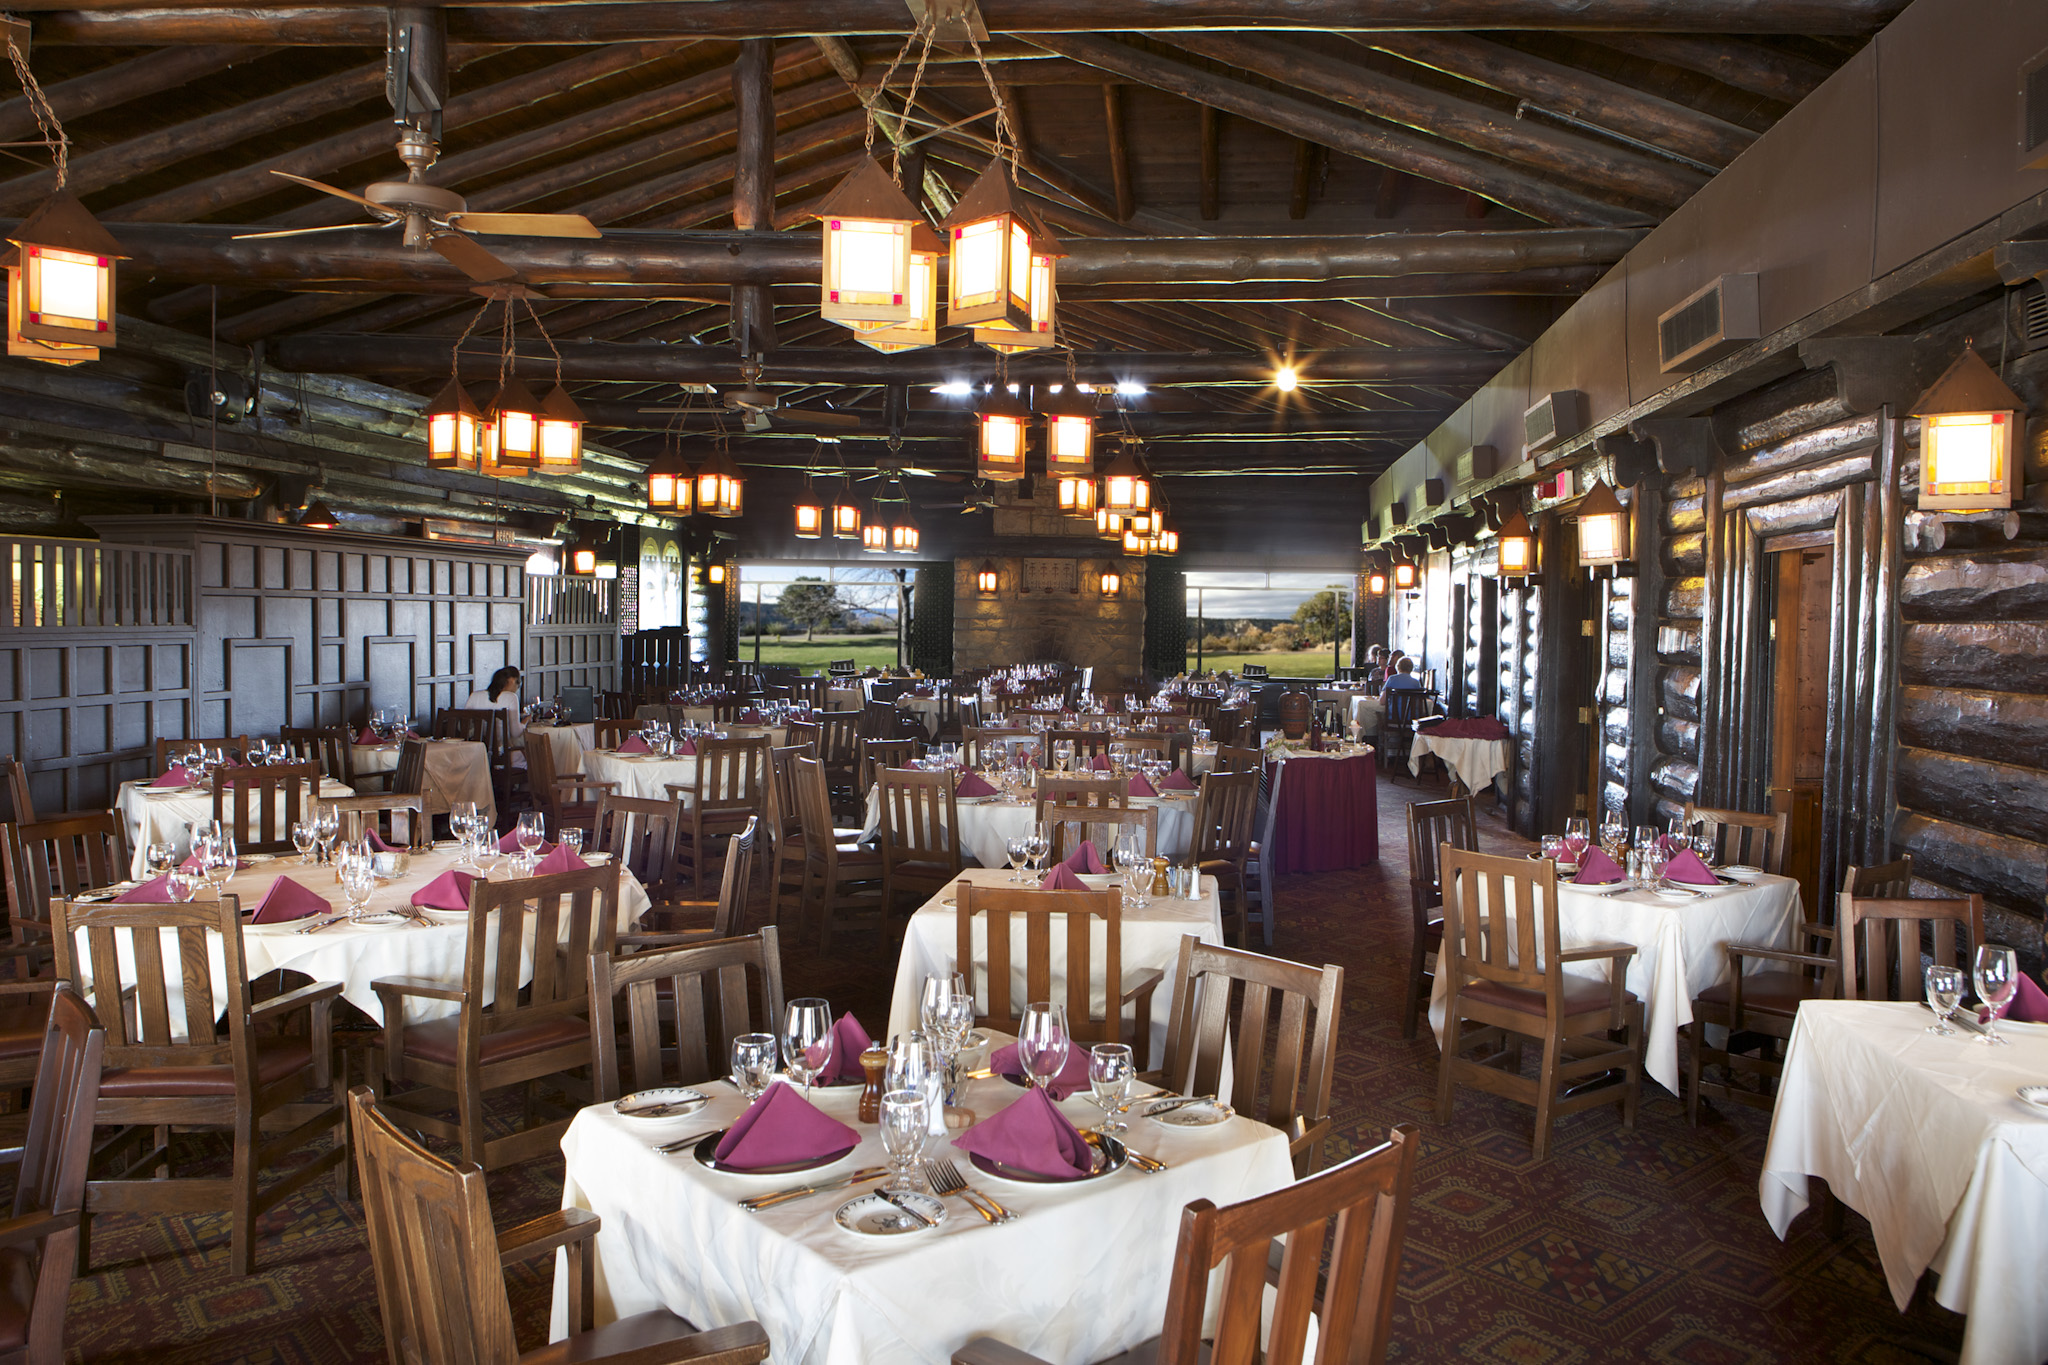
[976,561,1000,595]
[1392,559,1418,592]
[1366,569,1387,597]
[1913,345,2025,511]
[297,500,338,530]
[1099,569,1122,599]
[1572,479,1632,571]
[566,525,600,575]
[706,561,727,586]
[1495,507,1536,582]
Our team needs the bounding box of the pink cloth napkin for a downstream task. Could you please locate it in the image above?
[952,1085,1093,1179]
[954,771,998,798]
[1570,847,1627,885]
[355,727,378,745]
[115,875,172,902]
[812,1012,871,1083]
[533,844,589,876]
[1663,849,1718,885]
[739,709,765,723]
[1988,971,2048,1024]
[1161,768,1197,792]
[151,766,193,788]
[179,852,238,874]
[987,1042,1091,1100]
[496,830,557,855]
[1039,863,1089,891]
[1090,754,1113,772]
[676,739,697,756]
[1426,717,1510,740]
[616,735,651,754]
[365,829,396,853]
[248,876,330,924]
[712,1083,860,1171]
[1126,773,1157,798]
[1061,841,1105,875]
[410,869,476,912]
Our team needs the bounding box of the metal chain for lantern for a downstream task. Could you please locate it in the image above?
[3,36,65,184]
[520,294,563,392]
[966,32,1020,182]
[863,11,938,187]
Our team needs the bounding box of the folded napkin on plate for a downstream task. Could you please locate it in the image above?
[410,869,477,912]
[676,739,697,757]
[1090,754,1113,772]
[151,767,193,788]
[249,876,330,924]
[616,735,651,754]
[739,708,765,723]
[954,771,998,798]
[1126,773,1157,798]
[354,728,383,745]
[1039,863,1089,892]
[1061,841,1105,875]
[1988,971,2048,1024]
[178,852,237,874]
[533,844,589,876]
[711,1082,860,1171]
[115,875,172,902]
[1160,768,1197,792]
[951,1084,1093,1179]
[365,829,396,853]
[812,1012,871,1083]
[988,1042,1091,1101]
[1570,847,1628,885]
[1663,849,1718,885]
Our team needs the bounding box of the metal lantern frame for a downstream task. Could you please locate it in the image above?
[1572,478,1631,570]
[1912,345,2027,512]
[976,387,1033,482]
[1495,506,1537,582]
[1043,384,1097,476]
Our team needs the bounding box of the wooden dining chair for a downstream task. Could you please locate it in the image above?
[856,738,918,795]
[1213,744,1263,774]
[1379,690,1436,775]
[1843,854,1914,899]
[877,768,962,915]
[792,756,885,950]
[1155,934,1343,1176]
[523,732,616,842]
[1403,796,1477,1039]
[1684,918,1841,1125]
[1042,803,1158,864]
[1435,846,1642,1160]
[4,813,128,975]
[590,927,787,1098]
[1036,775,1128,812]
[211,759,319,854]
[0,758,34,825]
[371,862,620,1172]
[278,724,355,788]
[152,736,250,771]
[0,985,103,1365]
[668,735,770,899]
[1049,729,1113,763]
[391,738,429,802]
[53,893,347,1276]
[1681,804,1790,875]
[955,881,1164,1069]
[813,711,862,816]
[624,818,758,946]
[328,794,429,850]
[1190,770,1260,946]
[764,743,812,926]
[348,1088,771,1365]
[591,716,642,750]
[436,708,515,812]
[953,1125,1418,1365]
[1838,892,1985,1002]
[594,792,681,901]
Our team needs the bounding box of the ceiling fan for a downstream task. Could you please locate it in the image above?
[919,477,998,514]
[858,454,965,484]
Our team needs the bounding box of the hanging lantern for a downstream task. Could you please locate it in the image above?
[1099,569,1122,599]
[862,519,890,552]
[695,448,744,517]
[644,448,695,514]
[484,376,545,474]
[1156,525,1179,556]
[1495,507,1536,579]
[976,388,1032,482]
[706,561,727,586]
[976,562,1000,594]
[890,510,920,554]
[1122,527,1147,556]
[425,376,484,472]
[4,261,92,365]
[565,524,600,575]
[794,487,824,539]
[535,384,585,473]
[1057,474,1098,517]
[1912,346,2025,511]
[940,162,1063,337]
[831,497,862,539]
[812,156,924,328]
[1043,385,1096,475]
[8,192,123,355]
[1573,479,1631,568]
[1096,505,1123,540]
[973,242,1057,351]
[1392,558,1418,591]
[1102,445,1151,516]
[853,224,942,354]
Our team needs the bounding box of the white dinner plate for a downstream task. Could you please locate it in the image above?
[835,1190,946,1236]
[613,1087,709,1121]
[1650,885,1699,900]
[1144,1098,1234,1127]
[692,1130,859,1179]
[2018,1086,2048,1114]
[1722,865,1763,881]
[1076,872,1119,889]
[966,1129,1129,1185]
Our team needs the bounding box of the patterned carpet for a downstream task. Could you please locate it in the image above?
[56,773,1968,1363]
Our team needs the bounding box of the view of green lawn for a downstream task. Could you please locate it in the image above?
[1185,650,1341,678]
[742,633,903,672]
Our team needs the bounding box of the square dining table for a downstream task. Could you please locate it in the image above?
[115,772,356,877]
[549,1070,1294,1364]
[349,737,497,822]
[859,784,1201,872]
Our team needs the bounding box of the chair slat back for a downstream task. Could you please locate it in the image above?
[879,768,959,869]
[436,708,508,769]
[598,690,635,720]
[590,926,786,1098]
[791,756,840,874]
[18,985,104,1225]
[693,736,770,816]
[54,895,244,1071]
[592,717,641,750]
[956,881,1124,1046]
[1049,729,1113,759]
[815,712,860,765]
[10,812,127,956]
[328,794,428,850]
[1191,770,1259,864]
[791,676,830,709]
[1152,1127,1418,1365]
[1036,775,1128,811]
[1682,804,1790,876]
[707,817,759,939]
[1843,855,1913,899]
[1406,795,1477,925]
[0,756,34,824]
[595,793,679,893]
[349,1088,521,1365]
[768,743,813,849]
[279,725,354,785]
[212,760,318,853]
[1440,845,1559,996]
[1042,804,1157,863]
[1837,893,1985,1002]
[1214,744,1263,774]
[462,864,620,1038]
[858,738,917,793]
[392,739,429,797]
[153,736,250,771]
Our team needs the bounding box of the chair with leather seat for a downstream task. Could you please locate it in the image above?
[952,1125,1417,1365]
[1188,770,1258,946]
[349,1087,771,1365]
[592,717,642,751]
[372,862,620,1173]
[1434,846,1642,1160]
[1403,796,1476,1040]
[0,985,104,1365]
[621,818,757,947]
[877,768,961,915]
[3,813,127,977]
[594,793,682,903]
[52,893,346,1276]
[590,928,786,1099]
[792,756,885,950]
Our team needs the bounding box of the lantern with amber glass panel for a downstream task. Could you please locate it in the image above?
[426,376,485,473]
[1571,479,1632,574]
[1494,506,1537,585]
[976,388,1033,482]
[643,448,695,515]
[1912,346,2025,511]
[7,192,123,362]
[941,162,1062,344]
[1043,385,1097,479]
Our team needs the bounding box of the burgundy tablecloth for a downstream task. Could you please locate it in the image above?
[1265,751,1378,876]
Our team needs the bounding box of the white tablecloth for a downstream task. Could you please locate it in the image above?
[116,776,356,878]
[1429,871,1802,1094]
[550,1070,1292,1363]
[1347,695,1384,740]
[583,748,707,804]
[860,789,1198,871]
[887,865,1223,1065]
[1761,1001,2048,1365]
[528,723,595,776]
[77,845,650,1028]
[896,695,943,735]
[1411,733,1510,795]
[351,739,496,823]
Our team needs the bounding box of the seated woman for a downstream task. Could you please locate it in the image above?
[463,665,527,744]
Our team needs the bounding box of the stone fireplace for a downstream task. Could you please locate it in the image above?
[951,486,1145,677]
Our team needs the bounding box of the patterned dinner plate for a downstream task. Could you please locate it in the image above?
[613,1087,708,1121]
[834,1190,946,1236]
[967,1128,1129,1185]
[690,1129,858,1178]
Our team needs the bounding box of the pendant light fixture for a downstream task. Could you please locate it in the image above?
[813,156,924,329]
[890,508,920,554]
[425,376,485,472]
[1057,473,1098,517]
[1096,505,1125,540]
[644,447,694,514]
[851,225,941,353]
[296,499,339,530]
[1101,442,1151,517]
[1572,479,1631,570]
[1043,383,1096,476]
[976,385,1032,482]
[695,444,744,518]
[565,523,601,575]
[431,287,581,478]
[794,473,824,539]
[536,383,585,473]
[484,374,545,474]
[941,161,1063,345]
[862,516,890,552]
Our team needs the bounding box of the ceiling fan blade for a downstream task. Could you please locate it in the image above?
[270,170,384,212]
[451,211,602,239]
[900,466,965,482]
[777,409,867,430]
[431,233,520,283]
[232,221,392,241]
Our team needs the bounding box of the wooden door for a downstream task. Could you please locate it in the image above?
[1768,542,1831,908]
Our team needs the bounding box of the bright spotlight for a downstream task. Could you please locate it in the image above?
[1116,380,1146,397]
[1276,366,1299,392]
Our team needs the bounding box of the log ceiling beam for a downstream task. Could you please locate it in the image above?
[23,1,1910,45]
[1587,33,1836,104]
[1159,32,1707,209]
[570,406,1446,437]
[1199,105,1220,221]
[1027,33,1651,226]
[1289,140,1317,221]
[0,44,274,145]
[1104,84,1135,223]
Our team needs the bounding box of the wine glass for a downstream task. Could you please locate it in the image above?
[1016,1001,1070,1092]
[144,841,177,879]
[1005,834,1029,884]
[783,997,834,1095]
[1088,1043,1135,1133]
[731,1033,778,1099]
[1124,857,1151,911]
[878,1090,928,1195]
[340,852,377,922]
[886,1032,933,1096]
[558,827,584,857]
[203,834,237,899]
[450,800,479,844]
[164,868,197,903]
[1973,944,2018,1046]
[1561,817,1591,862]
[1632,824,1657,857]
[516,810,546,858]
[290,821,316,864]
[1924,963,1965,1036]
[1024,825,1051,881]
[1599,812,1627,860]
[313,804,340,864]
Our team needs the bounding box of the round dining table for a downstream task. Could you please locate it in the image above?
[115,773,356,877]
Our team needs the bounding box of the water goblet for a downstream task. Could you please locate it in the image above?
[144,841,177,879]
[1123,860,1152,911]
[1016,1001,1070,1092]
[1005,835,1029,884]
[313,804,340,863]
[515,810,546,857]
[558,827,584,857]
[731,1033,778,1099]
[290,821,316,864]
[878,1090,929,1195]
[341,854,377,922]
[1562,816,1591,863]
[164,868,197,903]
[1539,834,1565,864]
[1924,963,1965,1036]
[1024,825,1051,881]
[886,1032,933,1096]
[204,834,237,899]
[1973,944,2018,1046]
[783,997,834,1095]
[1088,1043,1135,1133]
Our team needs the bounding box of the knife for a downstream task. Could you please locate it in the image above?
[739,1166,889,1211]
[616,1094,707,1119]
[654,1128,721,1154]
[876,1188,936,1229]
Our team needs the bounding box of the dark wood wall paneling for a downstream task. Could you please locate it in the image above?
[523,574,621,701]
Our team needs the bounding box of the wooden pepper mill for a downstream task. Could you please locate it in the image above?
[857,1043,888,1123]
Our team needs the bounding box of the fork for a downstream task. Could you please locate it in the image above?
[927,1157,1014,1223]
